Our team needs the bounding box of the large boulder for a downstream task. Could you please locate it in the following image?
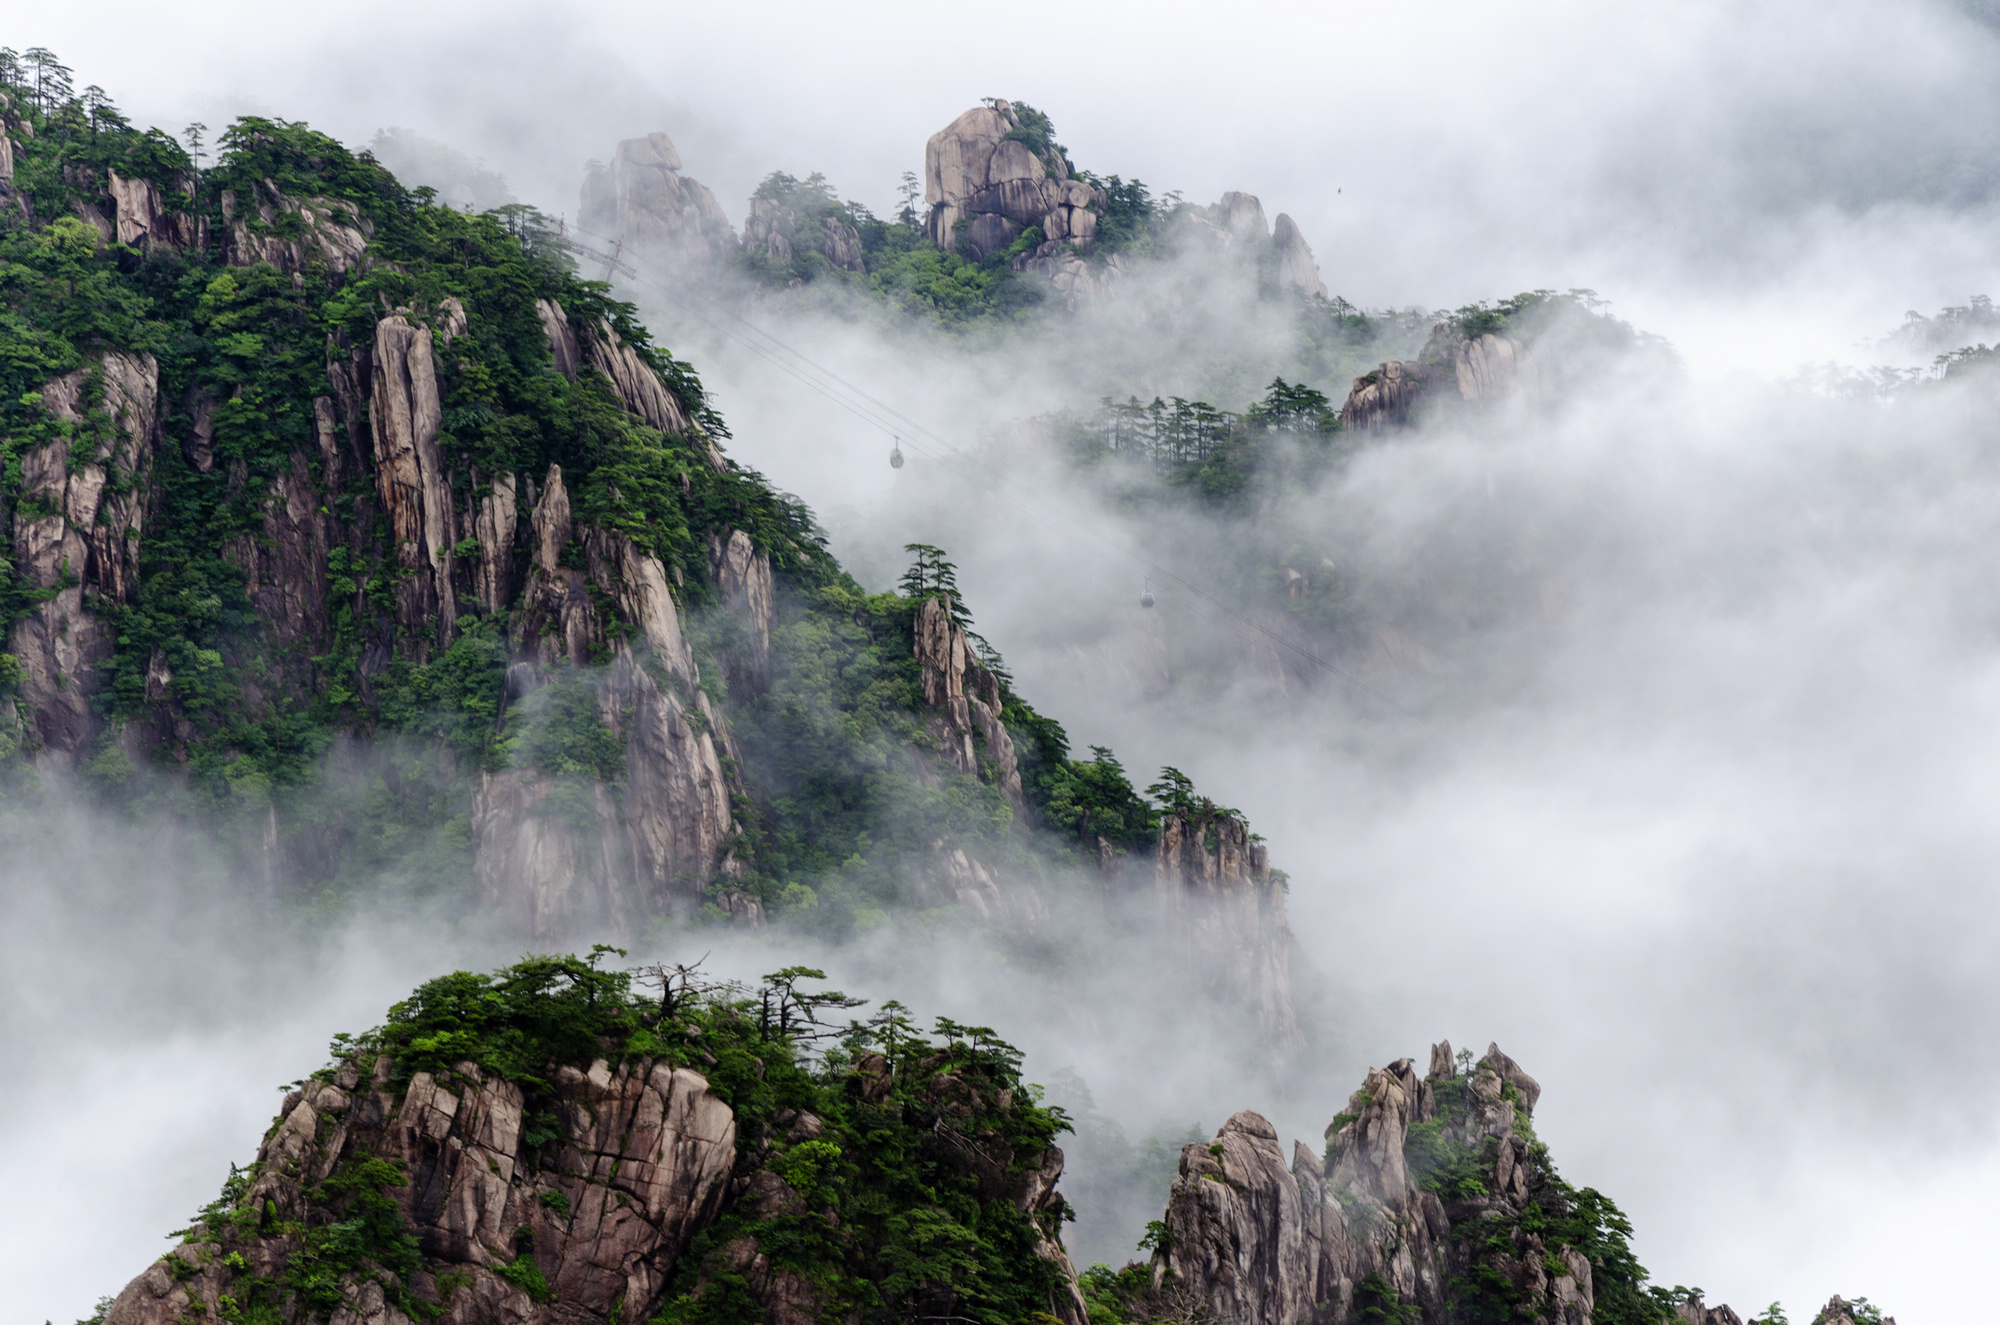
[922,99,1106,260]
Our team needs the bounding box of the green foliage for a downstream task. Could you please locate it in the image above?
[739,171,884,288]
[1404,1118,1489,1202]
[1032,745,1157,857]
[1078,1262,1153,1325]
[1067,377,1350,511]
[353,950,642,1093]
[1354,1272,1422,1325]
[1000,102,1065,165]
[657,999,1075,1324]
[864,240,1046,326]
[1074,174,1156,256]
[493,669,625,782]
[494,1248,555,1304]
[897,543,969,627]
[1442,1138,1679,1325]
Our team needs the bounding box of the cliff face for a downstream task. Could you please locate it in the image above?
[1149,1044,1568,1325]
[4,280,759,936]
[98,968,1897,1325]
[8,349,156,765]
[0,102,1308,1056]
[104,1054,739,1325]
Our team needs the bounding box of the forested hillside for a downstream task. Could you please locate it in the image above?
[0,50,1270,948]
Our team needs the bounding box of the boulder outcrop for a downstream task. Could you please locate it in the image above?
[1812,1297,1897,1325]
[98,965,1093,1325]
[579,131,734,271]
[923,100,1107,261]
[741,196,867,272]
[1339,322,1542,431]
[1177,192,1329,297]
[219,179,370,275]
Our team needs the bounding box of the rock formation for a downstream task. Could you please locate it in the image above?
[1141,1043,1677,1325]
[923,100,1108,262]
[1339,321,1542,430]
[1179,191,1330,297]
[579,131,735,271]
[1273,211,1329,298]
[741,195,866,273]
[93,988,1900,1325]
[103,1051,739,1325]
[0,189,761,933]
[219,179,369,275]
[1811,1298,1898,1325]
[912,594,1026,816]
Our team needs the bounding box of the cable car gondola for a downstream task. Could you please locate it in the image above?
[889,438,904,469]
[1140,576,1155,609]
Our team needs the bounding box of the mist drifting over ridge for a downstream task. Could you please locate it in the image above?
[7,1,2000,1322]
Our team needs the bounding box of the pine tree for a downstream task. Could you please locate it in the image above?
[23,47,72,114]
[899,543,972,630]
